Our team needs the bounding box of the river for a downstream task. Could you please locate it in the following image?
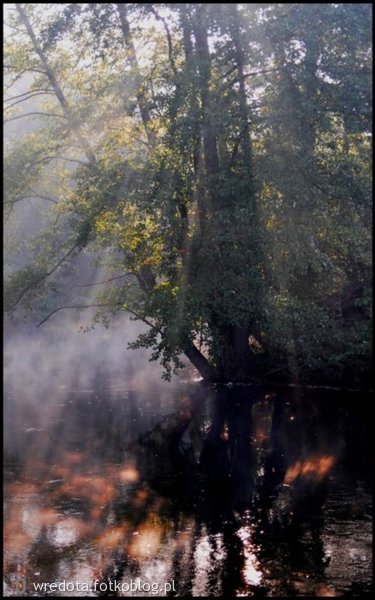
[3,378,372,596]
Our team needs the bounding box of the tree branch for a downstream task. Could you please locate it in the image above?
[8,243,79,310]
[117,3,156,146]
[26,155,90,167]
[184,342,216,381]
[4,111,66,123]
[37,301,161,335]
[37,303,115,327]
[221,67,280,91]
[4,194,58,206]
[4,68,48,92]
[4,88,55,103]
[4,90,55,110]
[74,273,137,287]
[149,6,178,78]
[124,307,162,334]
[4,20,29,34]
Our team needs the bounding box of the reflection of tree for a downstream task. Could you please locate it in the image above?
[253,390,342,594]
[221,519,246,597]
[27,525,68,591]
[131,386,337,594]
[200,387,258,515]
[4,385,371,597]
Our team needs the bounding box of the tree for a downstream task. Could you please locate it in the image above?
[254,3,372,383]
[4,4,372,385]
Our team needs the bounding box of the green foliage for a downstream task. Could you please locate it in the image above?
[4,3,372,384]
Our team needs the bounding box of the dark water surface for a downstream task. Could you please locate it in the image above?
[3,380,373,597]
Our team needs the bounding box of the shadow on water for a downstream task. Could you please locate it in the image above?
[3,380,373,597]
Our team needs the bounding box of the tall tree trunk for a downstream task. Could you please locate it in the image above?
[228,5,254,194]
[191,5,220,203]
[191,5,259,383]
[116,4,158,292]
[302,37,320,160]
[117,5,216,383]
[212,320,254,382]
[180,6,201,181]
[179,5,208,233]
[117,4,156,147]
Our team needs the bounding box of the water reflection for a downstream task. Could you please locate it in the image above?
[4,384,372,596]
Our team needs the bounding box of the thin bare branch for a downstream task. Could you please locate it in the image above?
[8,243,79,310]
[4,89,55,103]
[228,67,280,87]
[4,90,56,110]
[125,307,162,334]
[37,303,114,327]
[27,155,90,167]
[4,20,28,34]
[149,6,178,78]
[37,302,162,335]
[75,273,137,287]
[4,111,66,123]
[4,68,47,92]
[4,195,58,206]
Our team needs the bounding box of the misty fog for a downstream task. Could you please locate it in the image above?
[4,312,190,460]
